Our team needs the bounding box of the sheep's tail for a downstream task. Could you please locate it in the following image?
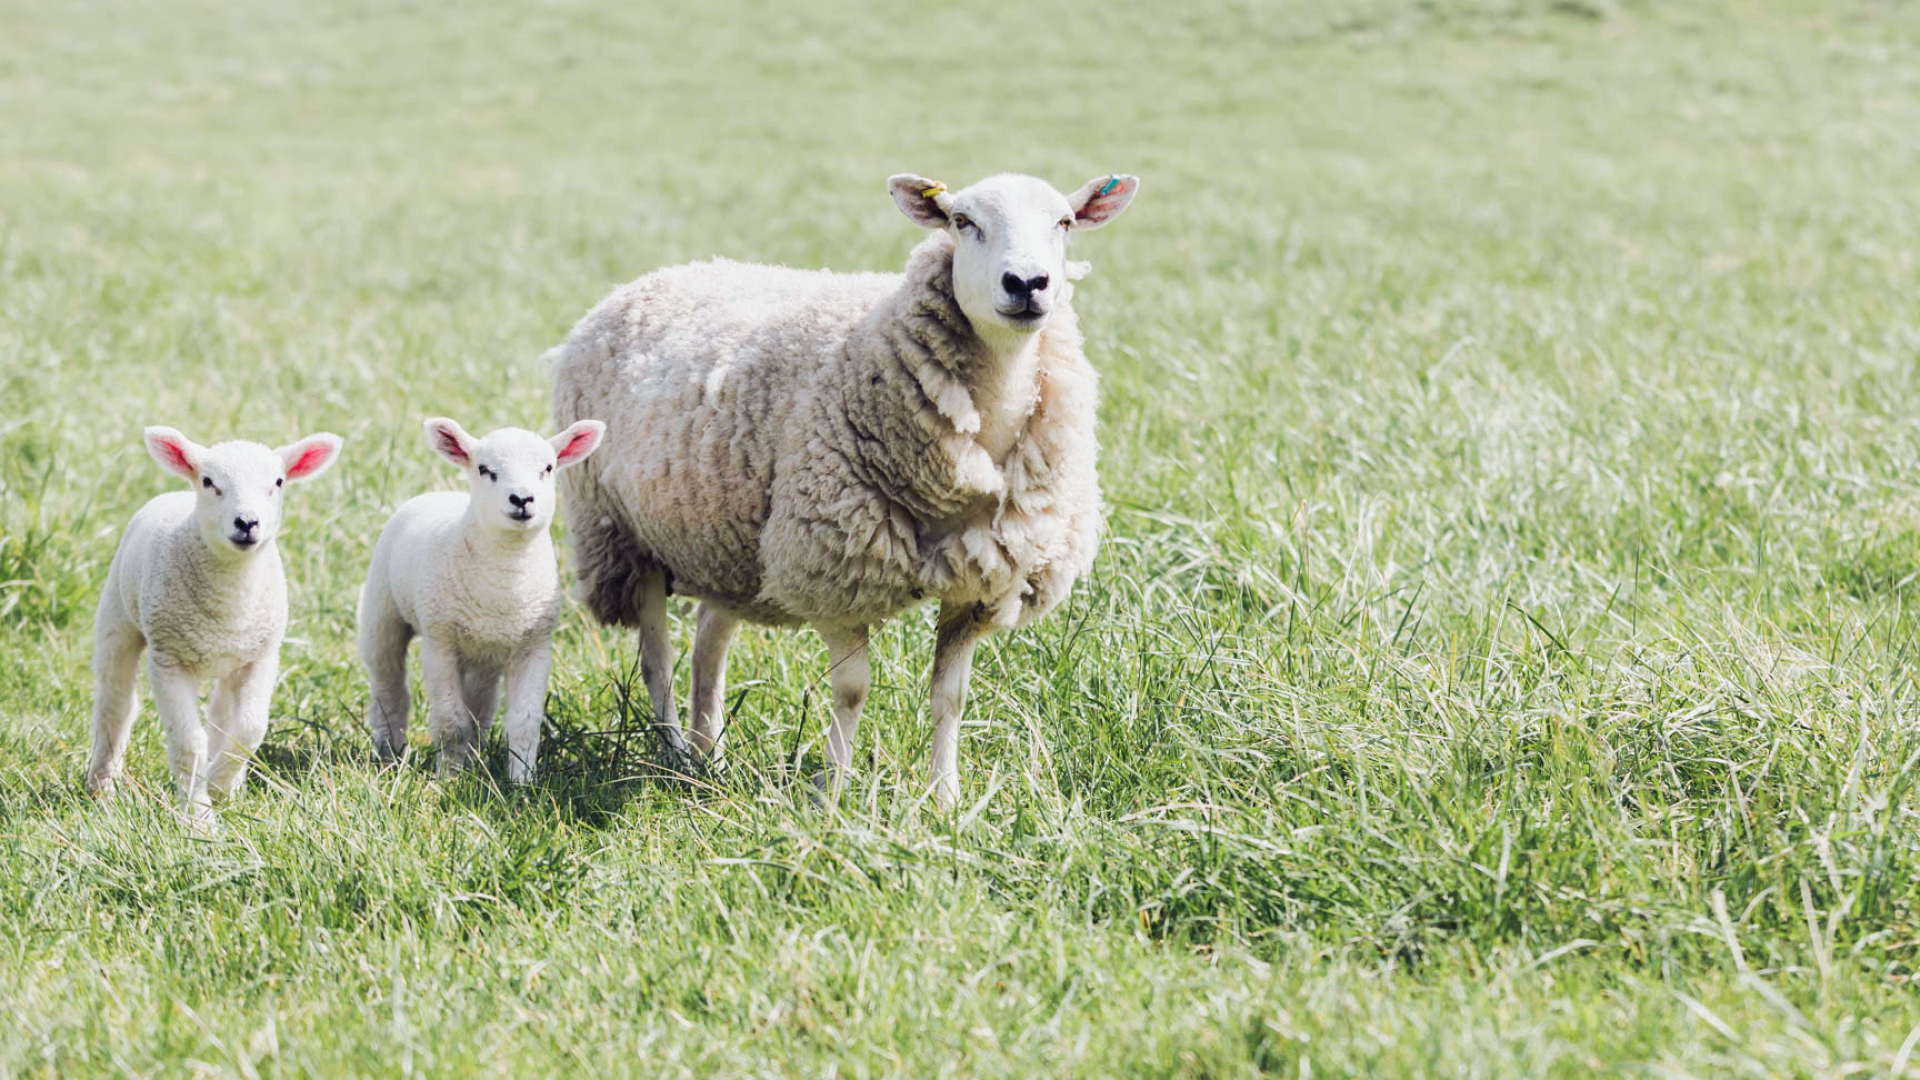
[550,339,650,628]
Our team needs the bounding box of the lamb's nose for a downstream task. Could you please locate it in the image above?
[508,494,533,509]
[233,517,258,535]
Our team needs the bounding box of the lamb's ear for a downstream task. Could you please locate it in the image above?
[277,433,343,482]
[1066,174,1140,230]
[144,426,204,482]
[889,173,954,229]
[550,419,606,469]
[424,418,474,468]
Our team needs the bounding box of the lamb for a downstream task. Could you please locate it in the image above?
[86,426,343,828]
[357,417,605,782]
[548,170,1140,807]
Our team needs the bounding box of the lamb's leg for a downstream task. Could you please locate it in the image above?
[688,603,740,762]
[928,602,992,810]
[461,662,503,752]
[421,638,476,777]
[205,653,279,800]
[149,659,212,830]
[86,620,145,796]
[501,642,553,785]
[360,599,414,761]
[636,572,690,766]
[817,623,870,796]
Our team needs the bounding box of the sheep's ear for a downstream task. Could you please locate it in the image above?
[1066,174,1140,230]
[550,419,606,469]
[424,418,474,468]
[144,426,204,482]
[889,174,953,229]
[278,433,343,482]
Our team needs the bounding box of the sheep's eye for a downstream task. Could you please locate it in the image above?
[544,464,553,475]
[1058,217,1074,231]
[275,477,285,488]
[951,213,974,235]
[478,466,495,481]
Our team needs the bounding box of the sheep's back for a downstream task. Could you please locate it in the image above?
[553,259,898,623]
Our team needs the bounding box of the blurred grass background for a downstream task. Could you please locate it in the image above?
[5,0,1920,1076]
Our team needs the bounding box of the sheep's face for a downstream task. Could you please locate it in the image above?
[890,171,1139,340]
[144,428,343,556]
[425,418,605,535]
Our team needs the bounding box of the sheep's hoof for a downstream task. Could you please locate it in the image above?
[84,773,116,799]
[180,804,220,838]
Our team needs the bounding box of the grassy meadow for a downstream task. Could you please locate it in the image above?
[5,0,1920,1075]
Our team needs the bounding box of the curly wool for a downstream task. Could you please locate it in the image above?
[550,231,1101,632]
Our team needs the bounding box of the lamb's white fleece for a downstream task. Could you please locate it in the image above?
[87,428,342,828]
[358,419,603,782]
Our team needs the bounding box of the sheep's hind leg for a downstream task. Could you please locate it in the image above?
[360,603,414,762]
[927,602,992,811]
[636,572,691,768]
[86,620,145,796]
[421,639,478,777]
[205,653,280,800]
[688,603,740,764]
[817,624,870,798]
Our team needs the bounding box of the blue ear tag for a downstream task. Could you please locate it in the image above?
[1097,175,1121,196]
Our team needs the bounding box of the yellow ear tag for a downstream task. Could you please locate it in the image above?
[921,182,947,198]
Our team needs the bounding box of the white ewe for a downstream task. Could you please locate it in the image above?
[549,171,1139,806]
[358,417,605,782]
[87,426,342,828]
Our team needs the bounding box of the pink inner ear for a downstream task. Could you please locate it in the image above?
[555,428,599,465]
[152,437,195,477]
[1077,178,1136,225]
[432,429,469,464]
[286,441,335,479]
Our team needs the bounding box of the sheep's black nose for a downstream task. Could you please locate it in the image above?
[509,494,533,509]
[233,517,258,535]
[1002,272,1049,296]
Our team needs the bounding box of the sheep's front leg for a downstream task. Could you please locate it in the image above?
[636,572,690,767]
[501,642,552,785]
[688,603,740,762]
[149,659,212,829]
[86,621,145,796]
[928,602,992,810]
[817,624,870,796]
[205,653,279,800]
[421,638,477,777]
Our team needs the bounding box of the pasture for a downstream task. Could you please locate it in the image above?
[5,0,1920,1075]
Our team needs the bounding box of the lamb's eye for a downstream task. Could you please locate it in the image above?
[951,213,974,235]
[544,464,553,475]
[1058,217,1074,231]
[275,477,285,489]
[478,466,495,481]
[201,476,213,489]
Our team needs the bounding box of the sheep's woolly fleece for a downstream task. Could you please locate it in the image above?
[551,230,1101,632]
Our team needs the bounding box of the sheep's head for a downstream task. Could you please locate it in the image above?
[889,171,1139,341]
[425,417,604,534]
[144,427,343,556]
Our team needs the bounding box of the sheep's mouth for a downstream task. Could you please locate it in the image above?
[996,305,1049,327]
[507,509,536,523]
[228,535,260,550]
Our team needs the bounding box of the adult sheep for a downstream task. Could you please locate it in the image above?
[548,171,1139,807]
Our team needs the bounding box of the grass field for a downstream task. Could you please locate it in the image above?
[5,0,1920,1075]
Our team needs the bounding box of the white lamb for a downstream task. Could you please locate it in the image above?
[549,170,1140,806]
[357,417,605,782]
[87,426,343,828]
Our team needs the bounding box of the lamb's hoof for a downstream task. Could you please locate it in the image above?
[180,805,220,838]
[84,774,116,799]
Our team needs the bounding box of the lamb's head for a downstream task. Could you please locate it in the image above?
[889,171,1139,339]
[144,426,343,556]
[425,417,605,534]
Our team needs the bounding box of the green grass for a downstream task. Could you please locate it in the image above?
[5,0,1920,1075]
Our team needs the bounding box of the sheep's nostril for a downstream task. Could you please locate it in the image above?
[233,517,258,535]
[509,494,533,509]
[1025,273,1049,294]
[1001,272,1028,296]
